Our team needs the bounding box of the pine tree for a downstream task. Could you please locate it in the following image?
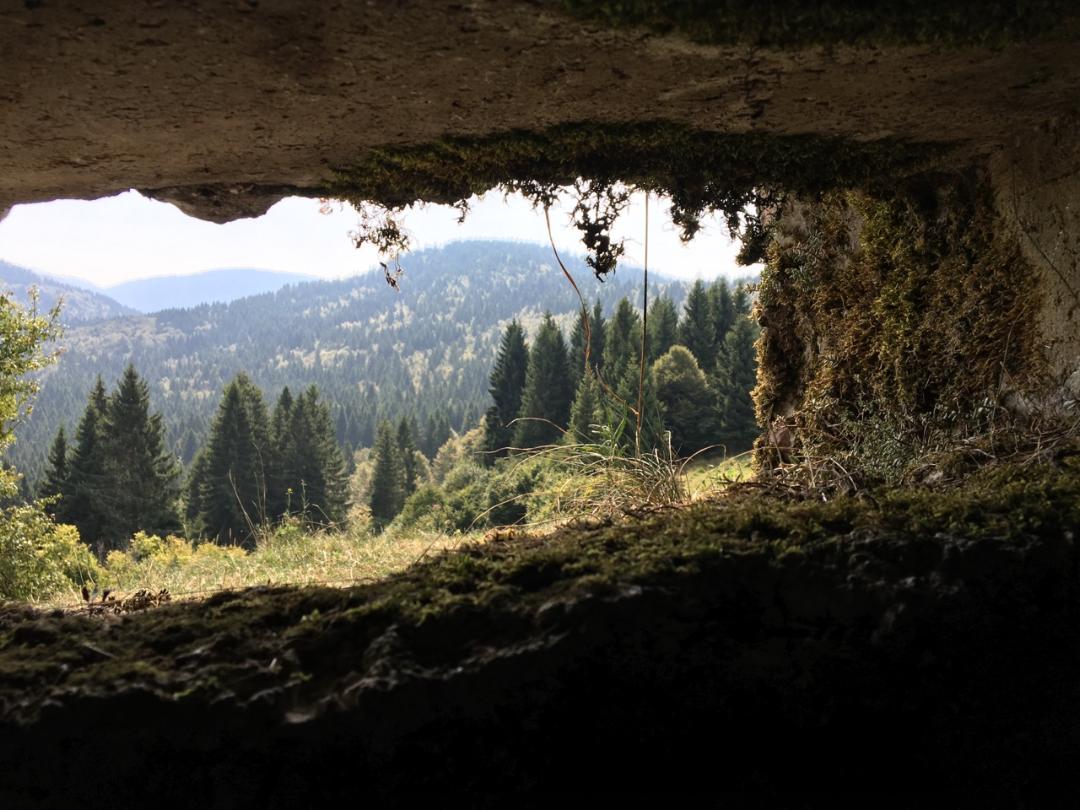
[482,320,529,461]
[708,280,736,359]
[611,357,662,452]
[369,419,405,530]
[602,297,642,384]
[733,283,752,317]
[715,317,760,453]
[514,313,574,449]
[268,386,295,517]
[567,369,601,442]
[569,300,606,383]
[653,345,715,454]
[678,280,715,369]
[279,387,348,525]
[59,378,111,548]
[397,416,419,496]
[647,296,679,362]
[96,366,180,549]
[190,375,269,546]
[39,426,69,503]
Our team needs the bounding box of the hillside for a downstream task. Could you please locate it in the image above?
[105,267,319,312]
[0,260,135,323]
[7,240,703,484]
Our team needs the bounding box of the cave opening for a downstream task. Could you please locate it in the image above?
[1,1,1079,804]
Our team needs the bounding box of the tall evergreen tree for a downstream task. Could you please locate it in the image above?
[569,300,607,383]
[602,297,642,384]
[482,320,529,461]
[567,370,601,442]
[39,426,69,503]
[279,387,348,525]
[369,419,405,530]
[514,313,574,449]
[733,283,752,317]
[715,317,760,453]
[189,375,268,546]
[59,378,111,547]
[647,296,679,362]
[678,280,715,369]
[99,366,180,548]
[397,416,419,497]
[708,280,736,360]
[268,386,295,516]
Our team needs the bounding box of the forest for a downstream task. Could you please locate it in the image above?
[4,241,700,484]
[0,246,757,600]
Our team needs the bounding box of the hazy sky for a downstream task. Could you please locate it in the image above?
[0,189,754,287]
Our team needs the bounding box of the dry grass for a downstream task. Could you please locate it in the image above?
[42,523,474,610]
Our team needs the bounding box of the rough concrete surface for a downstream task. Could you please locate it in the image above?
[0,1,1078,220]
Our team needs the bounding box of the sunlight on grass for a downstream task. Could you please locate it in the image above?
[684,453,754,498]
[42,522,475,609]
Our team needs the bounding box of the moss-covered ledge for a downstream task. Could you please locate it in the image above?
[1,453,1078,804]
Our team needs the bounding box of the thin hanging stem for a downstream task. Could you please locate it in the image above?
[636,192,650,454]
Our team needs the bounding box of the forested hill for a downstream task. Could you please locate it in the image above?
[8,240,701,484]
[105,267,319,312]
[0,260,136,323]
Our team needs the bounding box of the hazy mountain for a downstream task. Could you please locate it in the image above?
[105,267,320,312]
[0,260,136,323]
[6,241,721,485]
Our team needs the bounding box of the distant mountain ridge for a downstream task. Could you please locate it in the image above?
[0,260,135,323]
[104,267,320,312]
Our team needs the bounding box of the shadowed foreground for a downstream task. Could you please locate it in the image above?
[1,454,1078,805]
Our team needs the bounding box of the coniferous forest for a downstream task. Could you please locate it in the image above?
[4,239,758,556]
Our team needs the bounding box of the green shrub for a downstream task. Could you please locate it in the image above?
[0,503,100,601]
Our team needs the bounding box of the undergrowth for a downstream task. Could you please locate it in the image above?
[753,174,1056,488]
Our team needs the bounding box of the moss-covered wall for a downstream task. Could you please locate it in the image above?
[753,173,1047,484]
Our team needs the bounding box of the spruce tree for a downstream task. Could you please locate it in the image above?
[567,370,600,442]
[708,280,736,358]
[513,313,574,449]
[59,378,111,548]
[647,296,679,362]
[39,426,69,503]
[369,419,405,530]
[733,283,752,316]
[569,300,606,383]
[268,386,295,517]
[397,416,419,496]
[190,376,268,545]
[279,387,348,525]
[678,280,715,369]
[97,366,180,549]
[602,297,642,384]
[715,317,760,453]
[482,320,529,461]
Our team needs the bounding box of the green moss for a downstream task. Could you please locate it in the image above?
[332,121,944,242]
[561,0,1076,47]
[753,173,1045,483]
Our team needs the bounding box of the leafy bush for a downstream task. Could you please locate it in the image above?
[0,502,100,601]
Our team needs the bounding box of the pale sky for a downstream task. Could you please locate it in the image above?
[0,189,755,287]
